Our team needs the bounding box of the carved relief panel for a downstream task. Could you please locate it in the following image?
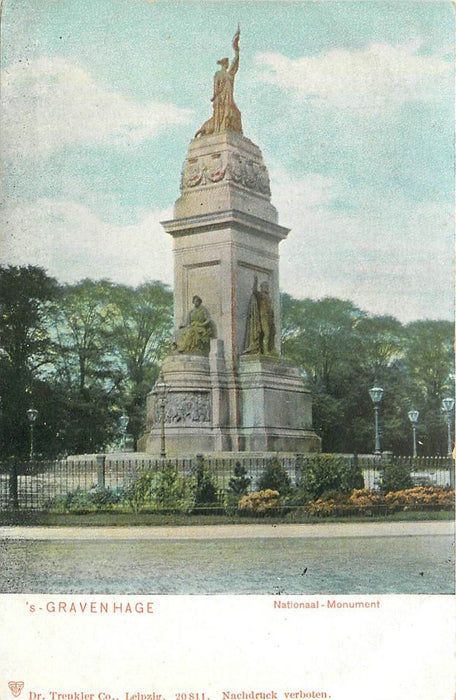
[153,392,211,426]
[181,150,271,197]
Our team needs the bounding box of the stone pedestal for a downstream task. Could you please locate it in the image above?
[238,355,320,452]
[141,340,320,455]
[142,353,216,454]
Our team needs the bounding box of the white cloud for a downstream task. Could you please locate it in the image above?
[271,171,453,322]
[253,41,452,112]
[1,57,192,158]
[0,199,174,286]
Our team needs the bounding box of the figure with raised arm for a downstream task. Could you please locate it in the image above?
[195,27,243,138]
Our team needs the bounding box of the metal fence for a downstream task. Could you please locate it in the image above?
[0,453,454,511]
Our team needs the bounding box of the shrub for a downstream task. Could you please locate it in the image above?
[257,458,291,494]
[88,486,124,509]
[124,471,157,513]
[238,489,281,517]
[349,489,384,508]
[305,495,351,517]
[296,454,364,502]
[48,486,124,513]
[193,456,218,508]
[225,462,251,515]
[125,465,196,513]
[228,462,252,494]
[153,463,196,513]
[62,487,93,513]
[378,460,414,494]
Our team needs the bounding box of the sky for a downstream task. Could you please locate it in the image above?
[1,0,454,323]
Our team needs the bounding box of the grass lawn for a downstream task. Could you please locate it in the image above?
[0,508,453,527]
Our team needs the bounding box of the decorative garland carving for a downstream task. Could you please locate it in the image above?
[181,150,271,196]
[153,392,211,426]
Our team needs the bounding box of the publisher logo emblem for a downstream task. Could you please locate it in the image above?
[8,682,24,697]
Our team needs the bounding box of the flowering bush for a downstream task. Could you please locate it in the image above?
[303,486,454,517]
[237,489,281,516]
[349,489,385,507]
[305,495,350,517]
[384,487,455,509]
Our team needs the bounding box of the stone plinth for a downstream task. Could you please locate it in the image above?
[238,355,320,452]
[142,353,216,454]
[140,341,320,455]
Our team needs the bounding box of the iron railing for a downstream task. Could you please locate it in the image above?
[0,454,454,511]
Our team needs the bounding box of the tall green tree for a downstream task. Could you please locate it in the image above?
[281,295,366,450]
[47,279,121,454]
[0,265,58,457]
[109,281,173,447]
[280,294,454,455]
[342,316,408,454]
[282,295,365,393]
[402,320,454,455]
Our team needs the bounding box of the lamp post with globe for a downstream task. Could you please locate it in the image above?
[369,387,383,455]
[407,409,419,458]
[119,412,129,450]
[156,373,169,459]
[441,397,455,457]
[26,408,38,460]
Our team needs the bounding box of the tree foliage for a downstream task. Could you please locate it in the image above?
[0,267,173,458]
[281,294,454,456]
[108,282,173,447]
[0,266,58,457]
[0,266,453,459]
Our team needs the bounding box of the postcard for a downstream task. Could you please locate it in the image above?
[0,1,454,699]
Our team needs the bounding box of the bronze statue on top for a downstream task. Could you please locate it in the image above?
[243,276,276,356]
[195,27,243,138]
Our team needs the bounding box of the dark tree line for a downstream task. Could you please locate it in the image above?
[0,265,453,459]
[281,294,454,456]
[0,266,173,458]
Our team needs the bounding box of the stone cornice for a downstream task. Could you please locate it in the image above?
[161,209,290,241]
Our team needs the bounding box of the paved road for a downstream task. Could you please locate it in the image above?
[0,521,453,540]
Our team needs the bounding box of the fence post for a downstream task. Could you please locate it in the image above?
[381,451,393,464]
[96,455,106,489]
[450,459,455,489]
[9,458,19,510]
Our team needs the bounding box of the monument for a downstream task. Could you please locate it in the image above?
[139,29,320,454]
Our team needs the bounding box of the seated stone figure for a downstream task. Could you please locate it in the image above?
[175,295,214,356]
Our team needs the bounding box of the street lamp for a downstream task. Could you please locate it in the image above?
[156,373,169,459]
[119,412,129,449]
[26,408,38,460]
[441,397,455,456]
[369,387,383,454]
[407,409,419,458]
